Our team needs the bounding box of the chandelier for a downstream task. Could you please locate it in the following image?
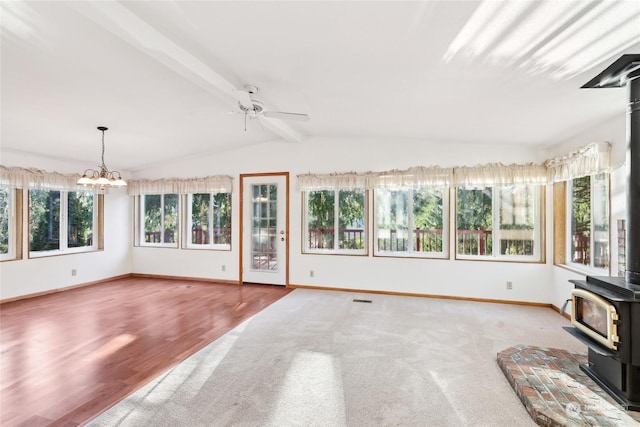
[77,126,126,188]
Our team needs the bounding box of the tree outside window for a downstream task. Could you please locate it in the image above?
[375,187,446,256]
[29,189,96,254]
[457,185,541,260]
[189,192,231,248]
[142,194,178,245]
[569,173,608,269]
[305,189,366,253]
[0,188,9,255]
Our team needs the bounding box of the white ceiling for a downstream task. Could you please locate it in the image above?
[1,1,639,172]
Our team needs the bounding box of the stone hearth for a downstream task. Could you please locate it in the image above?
[497,345,640,426]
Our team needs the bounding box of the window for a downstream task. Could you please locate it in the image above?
[186,192,231,249]
[29,189,98,256]
[304,189,367,254]
[138,194,179,246]
[0,187,22,261]
[567,173,609,270]
[456,184,543,261]
[374,186,448,257]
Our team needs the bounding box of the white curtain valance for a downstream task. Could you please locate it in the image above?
[0,165,85,190]
[127,175,233,195]
[544,141,611,182]
[373,166,453,187]
[453,163,548,187]
[297,171,375,191]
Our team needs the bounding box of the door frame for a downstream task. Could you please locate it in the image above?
[239,172,290,286]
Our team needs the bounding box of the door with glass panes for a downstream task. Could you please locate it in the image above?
[241,174,288,285]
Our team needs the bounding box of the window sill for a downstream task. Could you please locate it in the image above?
[554,263,609,277]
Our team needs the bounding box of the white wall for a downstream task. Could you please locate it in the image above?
[134,137,552,303]
[3,118,628,305]
[0,151,132,300]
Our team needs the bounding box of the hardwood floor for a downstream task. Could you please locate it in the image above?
[0,277,291,426]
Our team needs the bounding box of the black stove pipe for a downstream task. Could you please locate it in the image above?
[627,71,640,285]
[582,55,640,285]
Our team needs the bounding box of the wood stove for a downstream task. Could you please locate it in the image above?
[563,55,640,411]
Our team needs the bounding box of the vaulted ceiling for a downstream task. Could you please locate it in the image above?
[2,1,639,172]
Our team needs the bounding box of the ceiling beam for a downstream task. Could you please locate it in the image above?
[69,1,304,143]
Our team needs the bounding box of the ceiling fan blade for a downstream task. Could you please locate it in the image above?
[258,115,304,143]
[262,111,310,122]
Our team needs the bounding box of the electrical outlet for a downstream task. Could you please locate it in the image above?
[221,265,226,272]
[71,269,77,276]
[310,270,314,277]
[506,281,513,290]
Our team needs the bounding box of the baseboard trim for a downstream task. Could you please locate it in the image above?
[2,274,243,304]
[0,273,133,304]
[131,273,240,286]
[550,304,571,320]
[288,283,552,308]
[2,275,560,312]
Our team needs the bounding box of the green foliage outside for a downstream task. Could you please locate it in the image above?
[414,188,444,230]
[457,187,493,255]
[29,190,61,251]
[457,187,493,230]
[571,174,609,267]
[144,194,178,243]
[307,189,365,249]
[375,188,444,252]
[29,190,94,251]
[0,188,8,254]
[67,191,94,247]
[191,193,232,244]
[572,176,591,237]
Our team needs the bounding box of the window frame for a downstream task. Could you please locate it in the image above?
[373,185,449,259]
[564,173,610,274]
[455,184,544,262]
[28,189,99,258]
[136,193,180,248]
[184,192,232,251]
[302,188,368,255]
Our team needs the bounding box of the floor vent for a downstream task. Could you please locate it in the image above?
[353,299,372,303]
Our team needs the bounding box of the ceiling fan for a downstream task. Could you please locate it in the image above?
[71,2,309,142]
[235,85,310,123]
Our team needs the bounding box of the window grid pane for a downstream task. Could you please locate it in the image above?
[191,193,210,245]
[338,190,365,250]
[413,187,444,253]
[0,188,9,255]
[251,184,277,271]
[29,190,61,252]
[457,187,493,256]
[498,186,535,256]
[67,191,94,248]
[307,190,335,249]
[571,176,591,265]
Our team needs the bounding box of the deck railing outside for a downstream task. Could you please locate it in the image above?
[144,227,231,244]
[377,229,443,252]
[308,228,365,249]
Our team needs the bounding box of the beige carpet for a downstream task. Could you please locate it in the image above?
[86,289,586,426]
